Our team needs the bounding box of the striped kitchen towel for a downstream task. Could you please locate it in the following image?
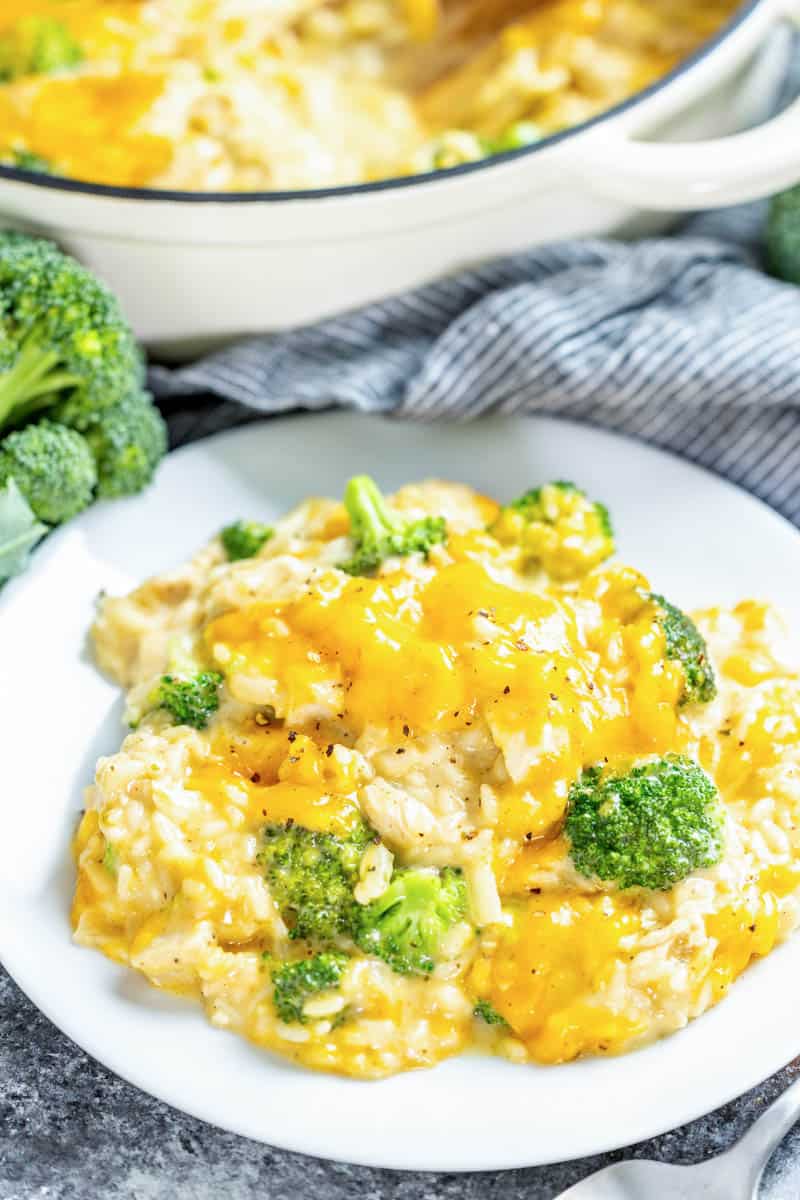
[150,56,800,526]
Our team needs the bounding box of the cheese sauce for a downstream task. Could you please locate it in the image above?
[74,481,800,1077]
[0,0,739,190]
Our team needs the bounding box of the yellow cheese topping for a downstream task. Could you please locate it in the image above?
[0,0,738,190]
[73,481,800,1077]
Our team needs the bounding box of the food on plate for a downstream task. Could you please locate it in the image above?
[73,474,800,1077]
[0,232,165,584]
[0,0,739,191]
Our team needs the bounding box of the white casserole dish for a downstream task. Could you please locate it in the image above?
[0,0,798,353]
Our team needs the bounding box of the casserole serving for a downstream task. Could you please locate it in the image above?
[74,472,800,1080]
[0,0,741,191]
[0,0,797,349]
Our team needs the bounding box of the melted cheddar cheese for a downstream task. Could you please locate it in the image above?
[0,0,738,190]
[74,481,800,1078]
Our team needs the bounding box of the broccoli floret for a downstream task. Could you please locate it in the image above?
[566,754,724,891]
[3,148,52,174]
[427,130,488,171]
[220,519,273,561]
[0,477,46,582]
[650,593,716,706]
[491,480,614,579]
[260,820,372,943]
[338,475,447,576]
[271,952,349,1025]
[0,420,96,524]
[473,999,510,1028]
[79,391,167,498]
[0,232,144,435]
[766,186,800,284]
[102,843,118,876]
[152,670,223,729]
[354,867,467,975]
[490,121,541,154]
[0,17,83,81]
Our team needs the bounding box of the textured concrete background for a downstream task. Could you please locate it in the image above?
[2,966,800,1200]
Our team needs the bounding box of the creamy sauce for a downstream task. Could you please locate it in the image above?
[0,0,739,190]
[73,484,800,1076]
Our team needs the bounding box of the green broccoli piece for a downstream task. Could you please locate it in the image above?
[490,121,541,154]
[650,593,716,706]
[338,474,447,576]
[0,16,83,81]
[153,670,224,730]
[80,391,167,498]
[566,754,724,891]
[473,999,510,1028]
[491,480,614,579]
[3,148,52,174]
[354,867,468,975]
[220,519,273,561]
[0,232,144,435]
[0,477,46,582]
[427,130,489,171]
[102,843,119,876]
[271,952,349,1025]
[0,420,96,524]
[259,821,372,943]
[766,186,800,285]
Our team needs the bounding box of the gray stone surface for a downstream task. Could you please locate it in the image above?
[2,965,799,1200]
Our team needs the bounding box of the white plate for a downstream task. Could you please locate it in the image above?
[3,412,800,1172]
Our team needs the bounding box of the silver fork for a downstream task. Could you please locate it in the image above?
[556,1076,800,1199]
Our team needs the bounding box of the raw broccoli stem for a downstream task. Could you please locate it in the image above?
[347,475,396,540]
[0,332,79,426]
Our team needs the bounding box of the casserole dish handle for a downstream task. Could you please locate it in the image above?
[560,3,800,211]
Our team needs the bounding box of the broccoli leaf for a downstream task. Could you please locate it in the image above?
[0,478,47,582]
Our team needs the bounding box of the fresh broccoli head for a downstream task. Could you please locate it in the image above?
[338,475,447,576]
[152,670,223,729]
[354,867,468,975]
[766,186,800,285]
[0,17,83,81]
[490,480,614,579]
[260,820,372,943]
[79,391,167,498]
[0,232,144,434]
[566,754,724,891]
[473,999,510,1028]
[271,952,349,1025]
[220,519,274,561]
[0,420,96,524]
[650,593,716,706]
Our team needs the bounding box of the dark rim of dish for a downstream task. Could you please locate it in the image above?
[0,0,763,203]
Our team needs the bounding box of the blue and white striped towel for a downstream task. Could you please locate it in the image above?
[150,67,800,527]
